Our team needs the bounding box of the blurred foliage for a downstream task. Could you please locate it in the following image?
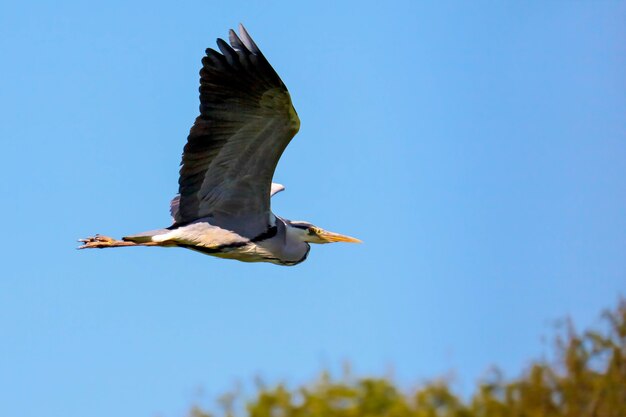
[190,299,626,417]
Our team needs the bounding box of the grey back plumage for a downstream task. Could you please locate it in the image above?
[176,24,300,238]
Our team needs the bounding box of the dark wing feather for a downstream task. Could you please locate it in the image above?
[176,24,300,238]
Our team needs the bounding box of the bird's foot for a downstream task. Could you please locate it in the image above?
[77,234,125,249]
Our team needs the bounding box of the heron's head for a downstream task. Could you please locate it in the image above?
[288,221,361,244]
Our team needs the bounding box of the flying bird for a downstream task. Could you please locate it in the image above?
[78,24,360,266]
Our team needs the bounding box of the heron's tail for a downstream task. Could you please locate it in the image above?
[122,229,171,243]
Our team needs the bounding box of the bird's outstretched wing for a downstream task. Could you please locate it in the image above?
[175,24,300,238]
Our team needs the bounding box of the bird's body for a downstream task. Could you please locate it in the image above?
[135,215,311,266]
[79,24,359,265]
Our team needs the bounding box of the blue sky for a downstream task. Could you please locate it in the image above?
[1,1,625,416]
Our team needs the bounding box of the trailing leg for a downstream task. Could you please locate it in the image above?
[77,234,158,249]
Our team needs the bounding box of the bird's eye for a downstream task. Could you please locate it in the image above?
[308,227,319,235]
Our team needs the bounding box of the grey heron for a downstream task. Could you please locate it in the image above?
[78,24,360,266]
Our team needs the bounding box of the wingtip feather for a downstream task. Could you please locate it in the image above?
[228,28,248,52]
[238,23,261,54]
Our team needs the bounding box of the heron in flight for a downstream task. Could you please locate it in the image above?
[78,24,360,266]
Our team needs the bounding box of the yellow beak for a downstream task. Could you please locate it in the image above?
[318,230,362,243]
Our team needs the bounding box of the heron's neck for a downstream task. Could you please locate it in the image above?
[269,218,311,265]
